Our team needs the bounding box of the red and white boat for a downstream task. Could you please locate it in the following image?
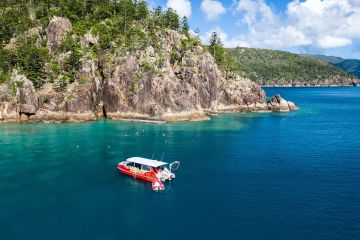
[117,157,180,191]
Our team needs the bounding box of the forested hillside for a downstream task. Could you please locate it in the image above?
[306,55,360,79]
[227,47,358,86]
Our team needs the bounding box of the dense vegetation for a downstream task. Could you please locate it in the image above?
[227,47,357,85]
[0,0,199,89]
[1,0,356,89]
[306,55,360,79]
[335,60,360,78]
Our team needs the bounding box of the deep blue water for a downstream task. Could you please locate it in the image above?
[0,87,359,240]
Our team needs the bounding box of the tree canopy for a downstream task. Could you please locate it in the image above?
[0,0,190,87]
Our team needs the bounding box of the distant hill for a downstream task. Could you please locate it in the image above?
[335,60,360,78]
[227,47,358,86]
[304,54,344,64]
[305,54,360,79]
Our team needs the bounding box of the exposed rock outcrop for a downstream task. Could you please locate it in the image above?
[0,102,18,121]
[267,94,299,112]
[0,85,9,102]
[12,70,39,116]
[46,16,72,52]
[0,70,40,121]
[101,30,269,122]
[0,71,97,123]
[218,74,267,112]
[81,33,99,47]
[30,83,97,122]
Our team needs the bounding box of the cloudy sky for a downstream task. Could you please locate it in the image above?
[148,0,360,59]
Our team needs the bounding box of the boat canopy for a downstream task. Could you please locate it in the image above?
[126,157,167,168]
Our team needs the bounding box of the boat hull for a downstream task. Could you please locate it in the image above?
[117,164,158,183]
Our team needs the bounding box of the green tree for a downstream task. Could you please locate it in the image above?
[59,35,82,81]
[180,16,189,36]
[135,0,149,20]
[208,32,225,67]
[0,46,11,83]
[164,8,180,31]
[0,4,32,43]
[16,37,49,88]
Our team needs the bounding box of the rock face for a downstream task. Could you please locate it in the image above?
[81,33,99,47]
[0,70,39,121]
[218,74,267,111]
[46,16,72,52]
[0,18,298,123]
[12,70,39,116]
[100,30,271,122]
[0,71,97,122]
[267,94,299,112]
[0,85,9,102]
[65,84,95,113]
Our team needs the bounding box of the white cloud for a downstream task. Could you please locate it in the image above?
[233,0,277,28]
[166,0,192,18]
[317,36,352,48]
[230,0,360,50]
[200,27,250,48]
[201,0,226,21]
[262,26,312,48]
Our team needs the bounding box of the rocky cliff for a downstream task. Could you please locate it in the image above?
[0,17,297,123]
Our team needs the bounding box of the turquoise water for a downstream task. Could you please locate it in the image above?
[0,87,359,240]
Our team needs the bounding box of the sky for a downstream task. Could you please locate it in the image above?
[147,0,360,59]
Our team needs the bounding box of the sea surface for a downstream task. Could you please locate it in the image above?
[0,87,359,240]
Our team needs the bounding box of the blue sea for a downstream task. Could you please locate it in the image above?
[0,87,359,240]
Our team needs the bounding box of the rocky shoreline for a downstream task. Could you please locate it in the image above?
[0,91,298,123]
[0,17,299,124]
[262,84,358,87]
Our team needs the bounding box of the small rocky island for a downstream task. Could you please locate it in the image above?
[0,14,298,123]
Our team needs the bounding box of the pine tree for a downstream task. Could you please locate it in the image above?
[152,6,163,29]
[164,8,180,31]
[194,28,200,35]
[136,0,149,20]
[15,37,49,88]
[208,32,225,68]
[180,16,189,35]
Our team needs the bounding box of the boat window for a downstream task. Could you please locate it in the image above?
[125,162,133,167]
[141,165,151,172]
[134,163,141,169]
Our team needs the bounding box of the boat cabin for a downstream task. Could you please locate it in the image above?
[124,157,168,172]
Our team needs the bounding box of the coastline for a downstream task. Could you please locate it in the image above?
[0,104,287,124]
[0,107,297,124]
[0,92,299,124]
[262,84,358,87]
[0,108,266,124]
